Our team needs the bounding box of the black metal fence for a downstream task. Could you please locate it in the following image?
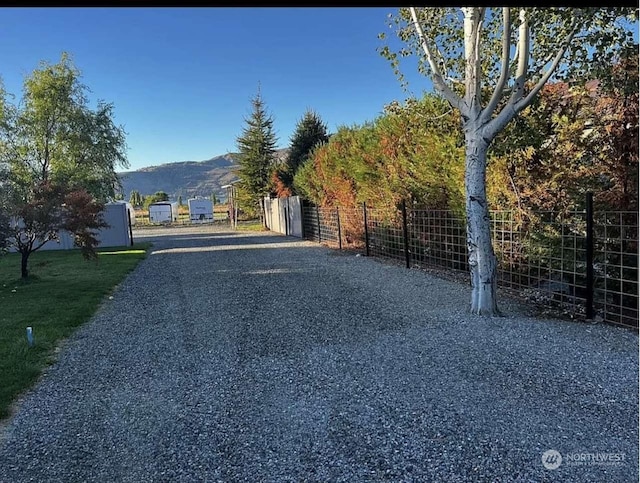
[301,199,638,329]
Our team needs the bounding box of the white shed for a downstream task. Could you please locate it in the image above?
[188,197,214,223]
[111,200,136,226]
[101,202,133,247]
[149,201,179,223]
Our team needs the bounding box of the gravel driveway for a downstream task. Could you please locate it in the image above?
[0,226,637,482]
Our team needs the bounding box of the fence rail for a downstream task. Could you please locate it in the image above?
[302,200,638,329]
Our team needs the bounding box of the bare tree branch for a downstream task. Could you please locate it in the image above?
[409,7,463,111]
[473,8,486,108]
[416,107,455,121]
[482,8,512,122]
[446,76,465,85]
[484,13,582,140]
[514,17,582,110]
[462,7,481,114]
[512,9,530,104]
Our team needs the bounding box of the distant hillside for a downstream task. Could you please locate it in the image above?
[118,148,289,202]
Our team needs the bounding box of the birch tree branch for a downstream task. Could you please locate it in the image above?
[485,12,581,139]
[473,8,486,108]
[483,8,512,122]
[514,17,582,111]
[462,7,480,113]
[409,7,463,111]
[512,9,530,104]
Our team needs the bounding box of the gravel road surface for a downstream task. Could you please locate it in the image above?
[0,226,637,482]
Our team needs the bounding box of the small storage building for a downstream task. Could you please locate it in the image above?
[101,202,133,247]
[149,201,179,223]
[111,200,136,226]
[188,197,214,223]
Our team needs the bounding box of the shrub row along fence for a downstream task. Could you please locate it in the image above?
[301,196,638,329]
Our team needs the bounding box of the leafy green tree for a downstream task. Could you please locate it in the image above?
[380,7,638,315]
[0,52,128,202]
[142,191,169,210]
[235,88,278,222]
[154,191,169,202]
[0,53,128,277]
[129,190,143,208]
[277,109,329,196]
[210,192,218,204]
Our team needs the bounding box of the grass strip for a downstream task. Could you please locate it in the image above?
[0,243,150,420]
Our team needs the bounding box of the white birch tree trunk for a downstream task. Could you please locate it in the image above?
[464,130,500,315]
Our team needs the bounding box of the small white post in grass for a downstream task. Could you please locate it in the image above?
[26,327,34,347]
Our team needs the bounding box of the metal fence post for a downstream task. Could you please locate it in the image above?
[285,197,290,236]
[586,192,594,320]
[316,207,322,243]
[127,208,134,246]
[363,202,370,256]
[336,207,342,250]
[402,200,410,269]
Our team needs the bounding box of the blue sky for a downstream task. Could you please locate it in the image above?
[0,7,432,172]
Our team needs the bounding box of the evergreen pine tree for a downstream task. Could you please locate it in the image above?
[286,109,329,180]
[235,88,278,221]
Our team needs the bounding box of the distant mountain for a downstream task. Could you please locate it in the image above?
[118,148,289,202]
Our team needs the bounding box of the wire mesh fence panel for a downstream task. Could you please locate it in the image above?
[492,210,589,318]
[302,206,321,242]
[593,211,638,328]
[317,208,340,247]
[366,207,405,262]
[493,210,523,290]
[337,207,365,250]
[409,210,468,272]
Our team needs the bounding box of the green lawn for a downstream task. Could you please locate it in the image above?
[235,220,267,232]
[0,243,150,420]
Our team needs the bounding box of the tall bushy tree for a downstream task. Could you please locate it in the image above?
[235,89,278,221]
[0,52,129,277]
[381,7,638,315]
[1,52,128,202]
[275,109,329,197]
[591,52,639,210]
[294,94,463,212]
